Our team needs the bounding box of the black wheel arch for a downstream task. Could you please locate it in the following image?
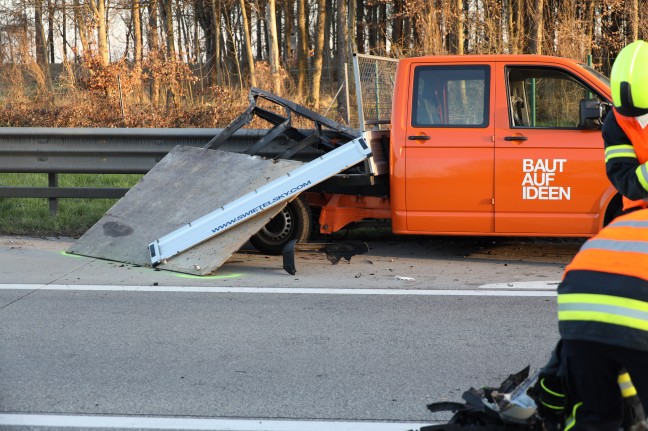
[603,193,624,226]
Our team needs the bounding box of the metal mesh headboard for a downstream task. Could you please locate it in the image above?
[352,53,399,132]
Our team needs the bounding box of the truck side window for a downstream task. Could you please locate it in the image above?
[412,65,489,128]
[507,67,605,128]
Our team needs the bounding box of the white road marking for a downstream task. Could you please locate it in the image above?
[0,284,557,296]
[0,414,433,430]
[478,281,561,290]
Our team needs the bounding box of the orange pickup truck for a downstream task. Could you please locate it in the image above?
[240,55,616,254]
[310,55,617,240]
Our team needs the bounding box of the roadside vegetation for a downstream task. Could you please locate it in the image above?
[0,0,644,236]
[0,174,142,236]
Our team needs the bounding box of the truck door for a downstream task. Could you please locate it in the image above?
[494,63,611,235]
[403,64,495,233]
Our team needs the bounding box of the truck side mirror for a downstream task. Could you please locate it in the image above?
[579,99,604,130]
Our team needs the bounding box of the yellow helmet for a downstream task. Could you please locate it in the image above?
[611,40,648,117]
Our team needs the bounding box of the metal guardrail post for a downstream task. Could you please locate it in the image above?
[48,173,58,215]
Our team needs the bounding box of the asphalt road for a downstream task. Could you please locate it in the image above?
[0,234,584,430]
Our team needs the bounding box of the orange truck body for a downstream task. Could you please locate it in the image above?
[316,54,618,237]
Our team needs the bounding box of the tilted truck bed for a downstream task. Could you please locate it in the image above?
[68,89,382,275]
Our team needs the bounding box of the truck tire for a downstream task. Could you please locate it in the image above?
[250,196,312,255]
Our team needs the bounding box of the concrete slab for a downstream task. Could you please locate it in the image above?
[67,146,303,275]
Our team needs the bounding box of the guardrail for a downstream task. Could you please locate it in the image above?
[0,127,297,214]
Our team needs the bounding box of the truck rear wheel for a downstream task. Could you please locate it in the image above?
[250,196,312,255]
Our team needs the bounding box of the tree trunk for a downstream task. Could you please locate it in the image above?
[212,0,222,84]
[160,0,176,58]
[348,0,356,54]
[148,0,161,104]
[449,0,464,54]
[239,0,256,87]
[628,0,638,41]
[368,3,376,52]
[311,0,326,109]
[336,0,348,121]
[282,0,292,64]
[133,0,142,63]
[392,0,403,50]
[296,0,308,99]
[527,0,543,54]
[222,10,236,83]
[34,0,53,91]
[507,0,515,53]
[47,0,55,63]
[267,0,282,94]
[61,0,68,61]
[73,0,90,59]
[256,2,264,60]
[584,0,594,56]
[355,0,364,53]
[87,0,110,64]
[378,1,387,54]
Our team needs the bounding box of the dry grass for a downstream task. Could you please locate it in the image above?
[0,88,253,128]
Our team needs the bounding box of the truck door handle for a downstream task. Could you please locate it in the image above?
[504,136,528,141]
[408,135,431,141]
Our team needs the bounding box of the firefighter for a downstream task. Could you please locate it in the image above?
[603,40,648,213]
[557,209,648,431]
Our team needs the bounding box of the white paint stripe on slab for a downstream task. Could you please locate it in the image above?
[0,414,433,431]
[0,284,557,297]
[478,281,561,290]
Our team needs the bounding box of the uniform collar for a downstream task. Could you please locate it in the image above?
[637,113,648,129]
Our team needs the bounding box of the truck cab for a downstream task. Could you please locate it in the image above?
[389,55,616,237]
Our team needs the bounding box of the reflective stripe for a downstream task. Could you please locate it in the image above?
[637,164,648,192]
[558,294,648,332]
[541,400,565,410]
[579,238,648,254]
[618,373,638,397]
[605,144,637,162]
[541,378,565,398]
[609,220,648,228]
[565,402,582,431]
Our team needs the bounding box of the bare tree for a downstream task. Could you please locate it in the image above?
[627,0,638,40]
[47,0,55,63]
[256,0,265,60]
[132,0,142,63]
[507,0,524,54]
[239,0,256,86]
[267,0,281,94]
[527,0,544,54]
[160,0,176,57]
[355,0,364,53]
[34,0,53,90]
[310,0,326,108]
[61,0,68,61]
[336,0,348,120]
[86,0,110,64]
[296,0,307,99]
[448,0,464,54]
[391,0,404,52]
[148,0,161,103]
[282,0,291,63]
